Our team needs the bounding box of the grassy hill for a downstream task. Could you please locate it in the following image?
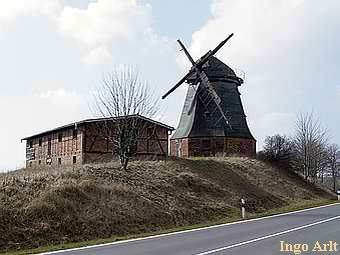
[0,157,335,252]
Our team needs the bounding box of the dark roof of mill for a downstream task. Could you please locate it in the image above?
[187,56,243,84]
[171,56,255,140]
[202,56,238,79]
[21,115,174,141]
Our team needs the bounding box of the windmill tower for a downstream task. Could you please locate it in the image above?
[162,34,256,157]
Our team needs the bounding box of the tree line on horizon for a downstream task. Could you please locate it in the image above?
[258,112,339,192]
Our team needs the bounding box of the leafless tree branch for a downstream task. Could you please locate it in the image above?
[93,67,159,169]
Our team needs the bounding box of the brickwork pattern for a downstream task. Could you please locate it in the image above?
[170,137,256,158]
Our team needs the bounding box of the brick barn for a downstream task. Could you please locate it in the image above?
[22,115,174,168]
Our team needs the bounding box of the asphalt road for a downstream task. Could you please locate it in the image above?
[44,203,340,255]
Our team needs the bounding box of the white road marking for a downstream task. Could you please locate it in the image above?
[40,202,340,254]
[194,215,340,255]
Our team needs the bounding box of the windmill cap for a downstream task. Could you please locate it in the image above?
[202,56,243,84]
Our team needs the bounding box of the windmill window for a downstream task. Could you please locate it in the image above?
[216,140,224,151]
[202,139,211,150]
[204,112,211,119]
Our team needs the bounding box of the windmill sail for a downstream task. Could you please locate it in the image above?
[162,34,256,157]
[172,56,253,138]
[196,71,232,128]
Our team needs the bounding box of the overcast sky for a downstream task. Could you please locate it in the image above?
[1,0,340,171]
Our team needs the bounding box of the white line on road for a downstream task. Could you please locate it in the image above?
[194,215,340,255]
[40,203,339,254]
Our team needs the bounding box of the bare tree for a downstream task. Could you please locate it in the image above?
[93,67,159,169]
[316,145,329,184]
[292,112,329,182]
[262,134,293,164]
[327,144,339,192]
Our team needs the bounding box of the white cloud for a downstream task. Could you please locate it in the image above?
[0,0,178,170]
[82,46,112,64]
[57,0,152,64]
[189,0,340,148]
[0,89,86,171]
[0,0,153,64]
[0,0,62,22]
[38,88,82,106]
[189,0,307,67]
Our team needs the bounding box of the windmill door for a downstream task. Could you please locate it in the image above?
[177,141,182,157]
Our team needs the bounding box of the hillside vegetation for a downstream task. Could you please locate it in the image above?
[0,157,334,252]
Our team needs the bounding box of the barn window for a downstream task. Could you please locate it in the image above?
[73,156,77,164]
[73,129,78,139]
[58,158,62,165]
[47,137,52,155]
[58,133,63,142]
[39,138,42,147]
[46,158,52,165]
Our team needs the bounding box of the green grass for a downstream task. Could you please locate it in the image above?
[2,199,338,255]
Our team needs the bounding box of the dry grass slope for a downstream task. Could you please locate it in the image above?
[0,157,333,252]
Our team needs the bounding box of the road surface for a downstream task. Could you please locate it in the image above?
[43,203,340,255]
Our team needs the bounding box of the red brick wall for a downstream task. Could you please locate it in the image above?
[225,137,256,157]
[170,137,256,158]
[170,138,189,157]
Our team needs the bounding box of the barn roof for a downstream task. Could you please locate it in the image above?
[21,115,174,141]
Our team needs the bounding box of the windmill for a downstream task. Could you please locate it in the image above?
[162,33,238,127]
[163,34,256,158]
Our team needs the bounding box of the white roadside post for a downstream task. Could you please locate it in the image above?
[337,190,340,201]
[241,198,246,219]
